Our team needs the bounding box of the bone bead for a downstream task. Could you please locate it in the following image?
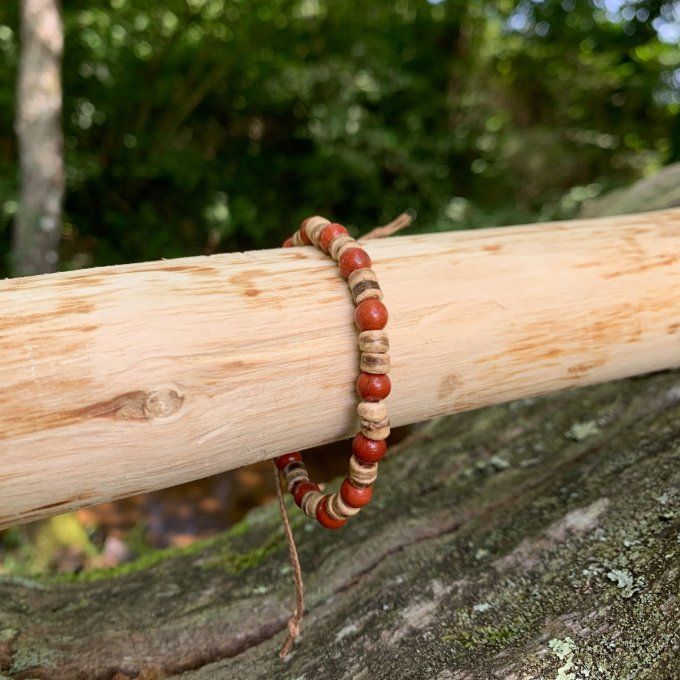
[348,268,383,304]
[358,330,389,354]
[360,352,390,374]
[302,489,324,518]
[303,216,330,246]
[357,400,388,423]
[329,234,356,260]
[349,455,379,486]
[326,493,349,521]
[361,418,390,441]
[285,466,309,492]
[332,491,362,518]
[358,402,390,440]
[292,230,305,247]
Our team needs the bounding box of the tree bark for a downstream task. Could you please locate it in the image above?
[13,0,64,276]
[0,171,678,679]
[0,370,678,679]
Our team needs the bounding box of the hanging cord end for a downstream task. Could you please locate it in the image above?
[361,209,417,241]
[273,461,305,659]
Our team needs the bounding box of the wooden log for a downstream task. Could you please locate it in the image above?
[0,208,679,528]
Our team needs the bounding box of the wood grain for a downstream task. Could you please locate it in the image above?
[1,209,679,528]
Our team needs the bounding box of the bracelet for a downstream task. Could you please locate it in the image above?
[274,216,391,529]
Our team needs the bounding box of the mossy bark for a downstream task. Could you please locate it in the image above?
[2,369,679,679]
[1,169,678,679]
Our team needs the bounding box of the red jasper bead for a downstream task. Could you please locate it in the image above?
[293,481,319,508]
[274,451,302,470]
[339,247,371,279]
[299,228,312,245]
[282,237,294,248]
[319,223,349,253]
[356,372,391,401]
[316,495,347,529]
[354,299,388,330]
[341,478,373,508]
[352,433,387,464]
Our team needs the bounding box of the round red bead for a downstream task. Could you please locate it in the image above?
[352,433,387,464]
[339,247,371,279]
[293,481,318,508]
[274,451,302,470]
[299,228,312,245]
[341,478,373,508]
[319,223,349,253]
[354,299,388,330]
[282,237,294,248]
[316,495,347,529]
[356,372,391,401]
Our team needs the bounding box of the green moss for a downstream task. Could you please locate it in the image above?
[49,513,253,584]
[203,530,282,575]
[444,624,516,649]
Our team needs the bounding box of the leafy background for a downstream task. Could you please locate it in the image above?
[1,0,678,275]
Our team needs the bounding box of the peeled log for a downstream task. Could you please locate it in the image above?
[1,209,680,527]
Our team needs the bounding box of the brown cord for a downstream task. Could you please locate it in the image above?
[273,461,305,658]
[362,209,416,241]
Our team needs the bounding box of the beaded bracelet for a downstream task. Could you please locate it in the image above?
[275,216,391,530]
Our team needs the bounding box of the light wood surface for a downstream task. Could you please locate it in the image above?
[1,209,679,528]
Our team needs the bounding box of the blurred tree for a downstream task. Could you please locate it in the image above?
[0,0,677,276]
[13,0,64,275]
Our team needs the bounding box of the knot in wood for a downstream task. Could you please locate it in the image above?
[142,388,184,420]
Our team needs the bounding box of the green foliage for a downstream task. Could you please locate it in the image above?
[0,0,678,275]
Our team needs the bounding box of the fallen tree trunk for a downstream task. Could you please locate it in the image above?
[0,370,678,679]
[0,170,679,679]
[1,208,680,528]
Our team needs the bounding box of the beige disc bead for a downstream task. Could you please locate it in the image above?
[349,456,379,486]
[332,492,361,518]
[357,400,388,422]
[302,490,324,518]
[285,466,309,492]
[348,268,383,304]
[326,493,349,521]
[358,330,389,354]
[361,419,390,441]
[360,352,390,374]
[357,402,390,441]
[303,216,330,246]
[329,234,356,260]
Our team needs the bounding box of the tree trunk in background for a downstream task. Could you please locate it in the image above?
[13,0,64,277]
